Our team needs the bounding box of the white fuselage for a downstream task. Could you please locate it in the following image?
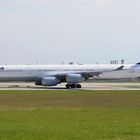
[0,64,139,82]
[0,64,126,81]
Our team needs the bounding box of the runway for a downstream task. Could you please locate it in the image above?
[0,82,140,90]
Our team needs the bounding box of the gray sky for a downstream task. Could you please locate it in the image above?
[0,0,139,64]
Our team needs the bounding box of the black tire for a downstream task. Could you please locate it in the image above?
[66,84,70,89]
[76,84,82,88]
[70,84,76,88]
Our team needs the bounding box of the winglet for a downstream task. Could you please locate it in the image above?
[114,66,124,71]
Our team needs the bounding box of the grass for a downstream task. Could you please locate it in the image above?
[0,90,140,139]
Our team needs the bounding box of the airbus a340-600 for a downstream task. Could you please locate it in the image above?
[0,63,139,89]
[0,63,140,88]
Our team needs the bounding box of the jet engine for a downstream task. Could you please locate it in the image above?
[41,77,60,86]
[66,74,85,83]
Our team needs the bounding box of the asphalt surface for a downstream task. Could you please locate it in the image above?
[0,82,140,90]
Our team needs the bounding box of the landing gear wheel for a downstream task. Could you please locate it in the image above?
[76,84,82,88]
[66,84,70,89]
[66,84,82,89]
[70,84,76,88]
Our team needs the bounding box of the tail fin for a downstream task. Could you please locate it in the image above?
[136,62,140,65]
[131,62,140,68]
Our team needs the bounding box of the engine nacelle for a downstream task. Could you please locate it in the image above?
[41,77,60,86]
[66,74,85,83]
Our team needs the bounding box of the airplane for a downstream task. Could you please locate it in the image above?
[0,64,125,89]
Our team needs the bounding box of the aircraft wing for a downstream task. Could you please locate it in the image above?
[54,65,124,80]
[74,65,124,77]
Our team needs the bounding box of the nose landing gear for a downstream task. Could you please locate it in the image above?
[66,84,82,89]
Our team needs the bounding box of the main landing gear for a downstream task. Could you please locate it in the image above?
[66,84,82,89]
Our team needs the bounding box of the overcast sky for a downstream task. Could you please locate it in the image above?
[0,0,139,64]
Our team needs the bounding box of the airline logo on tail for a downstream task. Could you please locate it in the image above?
[131,62,140,68]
